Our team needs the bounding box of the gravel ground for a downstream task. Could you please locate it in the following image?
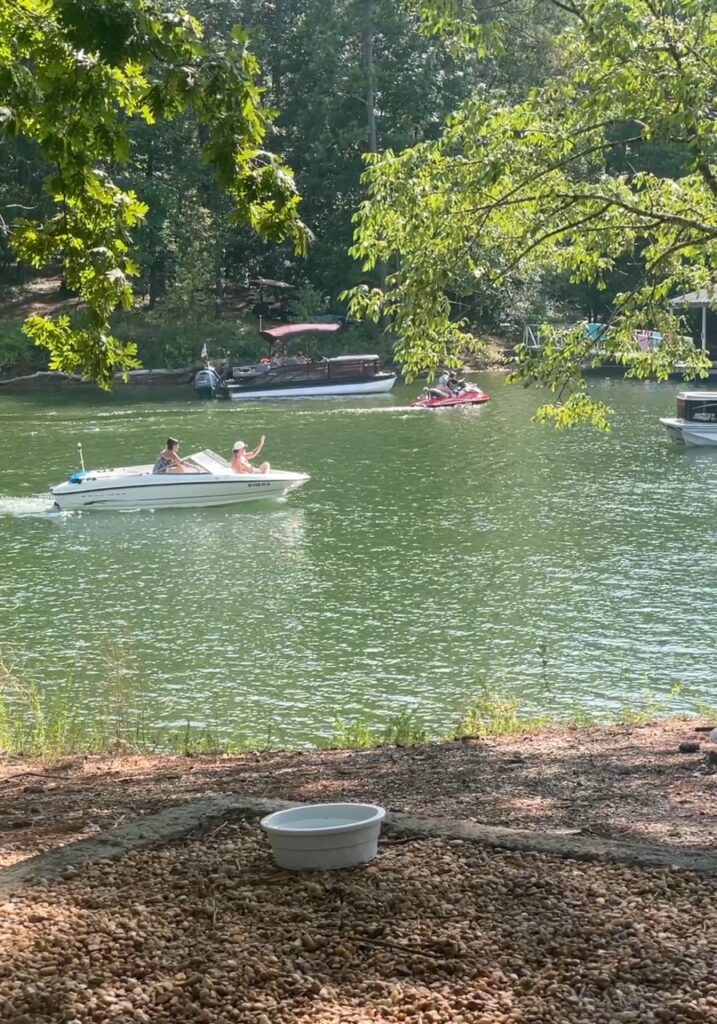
[1,720,716,867]
[2,819,717,1024]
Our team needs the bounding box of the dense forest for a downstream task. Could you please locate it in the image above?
[1,0,715,415]
[0,0,580,373]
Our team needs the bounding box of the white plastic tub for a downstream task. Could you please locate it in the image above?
[260,802,386,871]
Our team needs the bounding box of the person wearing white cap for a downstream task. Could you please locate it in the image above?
[230,435,270,474]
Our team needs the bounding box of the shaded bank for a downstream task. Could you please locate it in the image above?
[0,368,196,389]
[2,718,715,868]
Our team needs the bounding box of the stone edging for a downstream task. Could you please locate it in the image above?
[2,795,716,895]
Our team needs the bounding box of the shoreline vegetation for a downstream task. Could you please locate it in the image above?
[0,346,509,389]
[0,654,714,758]
[0,280,510,385]
[0,353,509,391]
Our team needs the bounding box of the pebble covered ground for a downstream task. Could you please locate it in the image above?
[2,720,716,867]
[2,819,717,1024]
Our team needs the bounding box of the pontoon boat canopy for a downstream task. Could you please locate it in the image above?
[260,322,343,344]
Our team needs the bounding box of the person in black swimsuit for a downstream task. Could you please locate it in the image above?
[153,438,190,474]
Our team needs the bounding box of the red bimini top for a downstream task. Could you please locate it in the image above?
[259,322,342,344]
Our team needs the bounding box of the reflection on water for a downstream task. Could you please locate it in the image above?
[0,377,715,744]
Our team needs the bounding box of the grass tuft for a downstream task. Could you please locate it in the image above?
[0,648,270,758]
[455,684,549,738]
[0,649,711,759]
[328,710,427,751]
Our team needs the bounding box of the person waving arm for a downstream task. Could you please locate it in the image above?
[246,435,266,460]
[231,437,270,474]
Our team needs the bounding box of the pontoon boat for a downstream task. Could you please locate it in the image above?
[195,322,396,400]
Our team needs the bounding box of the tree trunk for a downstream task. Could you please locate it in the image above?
[214,246,224,317]
[271,0,285,107]
[148,257,163,309]
[363,2,378,156]
[362,0,386,290]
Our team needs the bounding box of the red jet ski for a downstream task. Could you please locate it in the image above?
[413,381,490,409]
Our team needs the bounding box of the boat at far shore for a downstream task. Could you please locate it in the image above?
[660,391,717,446]
[51,450,309,511]
[195,322,396,400]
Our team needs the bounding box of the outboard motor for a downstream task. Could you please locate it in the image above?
[194,367,222,399]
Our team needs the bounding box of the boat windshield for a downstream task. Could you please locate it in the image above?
[680,398,717,422]
[184,450,230,473]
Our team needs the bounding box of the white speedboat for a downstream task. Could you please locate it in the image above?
[660,391,717,446]
[51,450,309,511]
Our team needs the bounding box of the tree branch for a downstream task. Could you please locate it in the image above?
[547,0,586,22]
[497,204,613,276]
[556,191,717,237]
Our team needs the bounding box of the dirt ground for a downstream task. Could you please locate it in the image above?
[0,276,75,320]
[2,818,717,1024]
[1,719,715,868]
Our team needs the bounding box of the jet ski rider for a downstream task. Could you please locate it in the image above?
[427,367,454,399]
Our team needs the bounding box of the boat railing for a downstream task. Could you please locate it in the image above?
[270,363,329,381]
[522,324,544,350]
[327,358,379,380]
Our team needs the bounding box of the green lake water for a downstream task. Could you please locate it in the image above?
[0,376,715,745]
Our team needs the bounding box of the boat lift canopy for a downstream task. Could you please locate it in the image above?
[670,287,717,350]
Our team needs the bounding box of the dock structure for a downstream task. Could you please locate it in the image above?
[522,311,717,374]
[670,287,715,354]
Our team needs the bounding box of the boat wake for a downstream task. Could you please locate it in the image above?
[272,404,421,417]
[328,405,422,415]
[0,495,57,517]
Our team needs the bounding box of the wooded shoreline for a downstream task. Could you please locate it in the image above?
[0,356,508,392]
[0,368,197,389]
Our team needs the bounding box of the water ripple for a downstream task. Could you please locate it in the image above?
[0,378,715,743]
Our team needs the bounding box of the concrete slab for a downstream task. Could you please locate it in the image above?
[2,795,716,895]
